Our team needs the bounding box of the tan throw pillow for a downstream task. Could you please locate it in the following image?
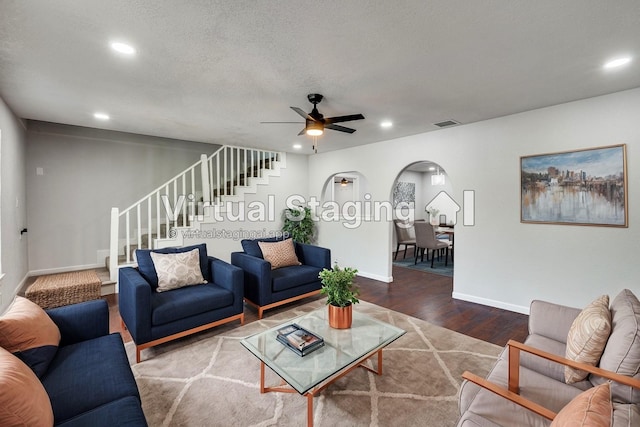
[565,295,612,384]
[0,347,54,426]
[0,296,61,378]
[258,239,301,270]
[150,248,207,292]
[550,383,612,427]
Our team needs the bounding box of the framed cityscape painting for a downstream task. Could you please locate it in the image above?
[521,144,627,227]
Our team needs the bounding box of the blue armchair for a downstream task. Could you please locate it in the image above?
[119,243,244,362]
[231,238,331,319]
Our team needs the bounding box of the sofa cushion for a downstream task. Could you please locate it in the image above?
[0,347,54,427]
[271,265,322,292]
[565,295,611,384]
[550,383,612,427]
[591,289,640,404]
[41,333,140,424]
[136,243,209,290]
[612,402,640,427]
[258,239,301,269]
[241,236,284,258]
[460,354,583,427]
[151,248,207,292]
[55,396,147,427]
[151,283,234,326]
[0,295,61,377]
[523,334,589,390]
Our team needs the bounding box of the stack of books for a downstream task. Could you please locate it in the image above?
[276,324,324,356]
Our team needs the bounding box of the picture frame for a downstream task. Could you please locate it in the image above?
[521,144,627,227]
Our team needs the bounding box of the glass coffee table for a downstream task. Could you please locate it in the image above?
[241,307,406,426]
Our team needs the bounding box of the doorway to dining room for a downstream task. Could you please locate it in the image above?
[390,161,454,277]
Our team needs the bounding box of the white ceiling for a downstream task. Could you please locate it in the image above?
[1,1,639,154]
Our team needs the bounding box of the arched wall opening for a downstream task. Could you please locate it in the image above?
[390,161,455,272]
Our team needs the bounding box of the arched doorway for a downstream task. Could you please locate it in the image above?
[390,161,454,275]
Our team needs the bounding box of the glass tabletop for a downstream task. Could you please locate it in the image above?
[241,307,406,394]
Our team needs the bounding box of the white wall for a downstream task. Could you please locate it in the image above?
[0,97,28,312]
[25,122,220,273]
[310,88,640,313]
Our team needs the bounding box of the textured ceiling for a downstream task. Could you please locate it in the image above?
[1,1,639,154]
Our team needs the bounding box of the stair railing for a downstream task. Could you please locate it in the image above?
[109,145,282,281]
[207,145,281,202]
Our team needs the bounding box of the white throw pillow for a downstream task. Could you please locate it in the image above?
[150,248,207,292]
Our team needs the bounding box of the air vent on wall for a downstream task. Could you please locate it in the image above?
[433,119,460,128]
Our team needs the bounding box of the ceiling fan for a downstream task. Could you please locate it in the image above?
[335,177,353,186]
[262,93,365,138]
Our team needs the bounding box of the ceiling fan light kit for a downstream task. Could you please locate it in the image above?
[263,93,365,152]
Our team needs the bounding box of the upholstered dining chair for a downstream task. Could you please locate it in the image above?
[414,222,451,267]
[393,220,416,260]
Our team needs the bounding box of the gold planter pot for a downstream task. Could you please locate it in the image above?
[328,304,352,329]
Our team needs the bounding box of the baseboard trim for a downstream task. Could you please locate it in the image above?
[452,292,530,315]
[28,263,104,277]
[357,271,393,283]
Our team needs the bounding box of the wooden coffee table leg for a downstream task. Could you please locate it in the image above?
[260,362,266,393]
[307,393,314,427]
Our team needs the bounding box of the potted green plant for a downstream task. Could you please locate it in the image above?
[282,207,315,243]
[319,264,359,329]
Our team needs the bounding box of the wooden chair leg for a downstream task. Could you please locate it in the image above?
[394,244,400,260]
[136,346,141,364]
[403,245,408,259]
[431,249,436,268]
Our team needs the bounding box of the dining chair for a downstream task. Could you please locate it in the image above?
[393,220,416,260]
[414,222,450,267]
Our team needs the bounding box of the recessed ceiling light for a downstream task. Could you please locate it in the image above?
[293,143,302,149]
[110,41,136,55]
[380,120,393,128]
[604,56,632,69]
[93,112,110,120]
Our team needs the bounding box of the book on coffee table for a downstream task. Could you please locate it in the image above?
[276,324,324,357]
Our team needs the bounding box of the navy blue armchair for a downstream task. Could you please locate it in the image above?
[119,244,244,362]
[231,238,331,319]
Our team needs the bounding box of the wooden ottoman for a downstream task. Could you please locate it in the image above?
[26,270,102,309]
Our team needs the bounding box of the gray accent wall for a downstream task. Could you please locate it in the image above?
[0,97,28,312]
[25,122,220,273]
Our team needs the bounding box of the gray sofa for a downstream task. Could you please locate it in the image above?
[458,289,640,426]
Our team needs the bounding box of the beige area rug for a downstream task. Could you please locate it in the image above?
[126,300,501,426]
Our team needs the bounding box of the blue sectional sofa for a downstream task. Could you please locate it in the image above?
[231,238,331,319]
[44,299,147,426]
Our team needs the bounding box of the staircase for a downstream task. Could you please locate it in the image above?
[108,145,286,281]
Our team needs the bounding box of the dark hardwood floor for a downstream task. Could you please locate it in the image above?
[107,252,529,347]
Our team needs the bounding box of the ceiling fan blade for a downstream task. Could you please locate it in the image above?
[297,128,307,136]
[324,114,365,124]
[260,121,304,124]
[291,106,314,121]
[326,123,357,133]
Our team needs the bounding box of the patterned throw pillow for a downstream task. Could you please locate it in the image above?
[0,296,61,378]
[150,248,207,292]
[565,295,612,384]
[0,347,54,427]
[258,239,301,270]
[550,383,612,427]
